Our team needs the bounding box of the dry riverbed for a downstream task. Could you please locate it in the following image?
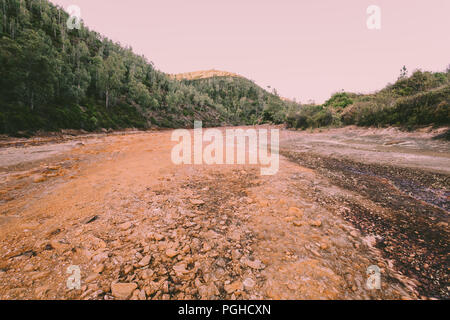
[0,126,448,299]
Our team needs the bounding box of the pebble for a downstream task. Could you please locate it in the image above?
[288,207,303,216]
[293,220,303,227]
[138,255,151,267]
[350,231,359,238]
[154,233,165,241]
[242,257,265,270]
[190,199,205,205]
[224,281,243,294]
[165,248,178,258]
[119,222,132,231]
[124,265,134,275]
[33,175,46,183]
[94,264,105,273]
[310,220,322,227]
[243,278,256,290]
[111,282,138,300]
[23,264,34,272]
[173,263,188,274]
[85,273,99,283]
[92,252,109,263]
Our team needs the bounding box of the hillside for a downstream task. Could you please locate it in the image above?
[177,74,296,125]
[0,0,291,135]
[286,69,450,130]
[0,0,229,134]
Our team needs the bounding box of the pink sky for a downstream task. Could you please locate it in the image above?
[51,0,449,103]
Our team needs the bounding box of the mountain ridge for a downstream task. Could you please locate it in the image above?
[169,69,242,81]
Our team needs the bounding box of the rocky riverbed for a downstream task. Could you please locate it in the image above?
[0,126,448,299]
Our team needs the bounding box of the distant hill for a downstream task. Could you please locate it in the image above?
[170,69,242,81]
[176,73,296,125]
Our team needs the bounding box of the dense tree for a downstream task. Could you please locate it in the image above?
[182,76,289,125]
[3,0,289,133]
[0,28,58,110]
[98,52,125,108]
[287,69,450,130]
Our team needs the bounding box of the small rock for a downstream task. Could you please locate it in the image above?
[310,220,322,227]
[85,273,99,283]
[138,255,151,267]
[124,265,134,275]
[229,230,241,241]
[92,252,109,263]
[173,263,188,274]
[202,243,212,252]
[31,271,50,281]
[190,199,205,205]
[165,248,178,258]
[131,289,141,300]
[259,200,269,207]
[23,264,34,272]
[33,175,46,183]
[243,278,256,290]
[231,250,242,260]
[35,285,50,297]
[50,239,69,253]
[137,289,146,300]
[119,222,132,231]
[242,257,265,270]
[288,207,303,216]
[198,283,218,299]
[287,282,299,290]
[216,258,226,268]
[144,281,159,296]
[153,233,164,241]
[94,264,105,273]
[111,282,138,300]
[224,281,243,294]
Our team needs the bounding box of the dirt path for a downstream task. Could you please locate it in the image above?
[0,127,447,300]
